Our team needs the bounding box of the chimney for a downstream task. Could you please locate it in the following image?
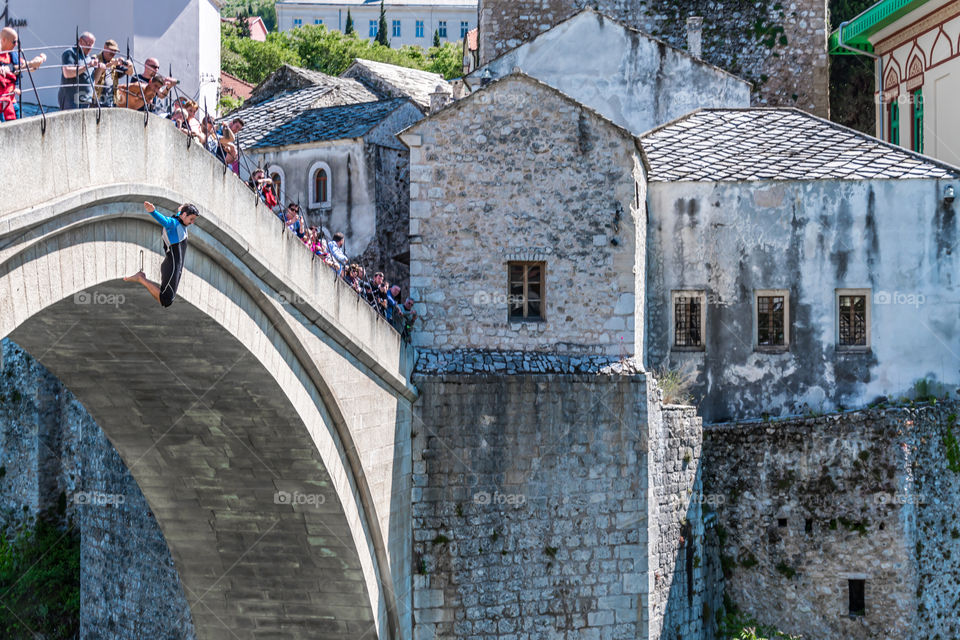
[430,85,451,114]
[686,16,703,59]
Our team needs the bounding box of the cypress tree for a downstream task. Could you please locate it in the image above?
[376,0,390,46]
[237,11,252,38]
[433,29,441,47]
[345,9,355,35]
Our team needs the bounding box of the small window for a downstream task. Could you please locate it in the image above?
[314,18,323,25]
[293,18,303,27]
[415,20,424,38]
[314,169,328,203]
[392,19,401,37]
[508,262,545,322]
[369,20,378,38]
[837,289,870,349]
[888,100,900,145]
[308,161,332,208]
[911,89,923,153]
[777,518,788,528]
[755,289,789,350]
[460,21,470,38]
[270,173,282,202]
[848,579,865,617]
[672,291,705,350]
[438,20,447,38]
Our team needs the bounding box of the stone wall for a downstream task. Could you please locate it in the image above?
[404,73,643,358]
[477,0,830,117]
[0,339,194,638]
[702,403,960,639]
[410,368,704,640]
[364,143,412,290]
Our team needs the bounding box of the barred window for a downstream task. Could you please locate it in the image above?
[757,296,784,345]
[756,291,788,348]
[838,293,868,347]
[508,262,544,321]
[672,291,705,349]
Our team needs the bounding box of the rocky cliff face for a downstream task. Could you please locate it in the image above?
[0,338,195,639]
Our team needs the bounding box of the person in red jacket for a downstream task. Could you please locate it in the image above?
[0,27,46,122]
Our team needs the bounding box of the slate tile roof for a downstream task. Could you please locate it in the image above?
[279,0,474,6]
[342,59,448,111]
[246,64,377,107]
[251,98,412,149]
[640,108,960,182]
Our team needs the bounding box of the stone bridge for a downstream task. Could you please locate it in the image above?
[0,110,416,639]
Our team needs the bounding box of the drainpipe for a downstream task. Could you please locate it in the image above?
[837,21,884,141]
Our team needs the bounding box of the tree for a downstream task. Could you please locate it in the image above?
[433,29,441,48]
[829,0,876,133]
[237,10,252,39]
[376,0,390,47]
[345,9,355,36]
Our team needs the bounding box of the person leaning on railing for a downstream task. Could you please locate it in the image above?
[93,39,133,108]
[59,31,103,110]
[0,27,45,121]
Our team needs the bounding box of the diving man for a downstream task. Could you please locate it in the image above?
[124,201,198,307]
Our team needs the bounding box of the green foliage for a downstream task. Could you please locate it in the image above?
[0,518,80,638]
[219,94,244,115]
[237,10,252,39]
[774,561,797,579]
[543,545,558,558]
[431,533,450,545]
[222,23,465,85]
[345,9,355,36]
[739,552,758,569]
[719,612,800,639]
[433,29,441,48]
[376,1,390,47]
[829,0,877,133]
[654,364,697,405]
[220,0,276,32]
[943,420,960,473]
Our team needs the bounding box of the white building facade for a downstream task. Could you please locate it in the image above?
[276,0,476,47]
[4,0,221,113]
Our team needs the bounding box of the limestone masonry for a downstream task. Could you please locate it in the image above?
[478,0,830,116]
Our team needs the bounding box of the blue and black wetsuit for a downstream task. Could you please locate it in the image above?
[148,208,189,308]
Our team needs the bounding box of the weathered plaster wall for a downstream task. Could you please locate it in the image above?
[478,0,829,116]
[253,139,376,256]
[0,339,195,638]
[470,10,751,136]
[404,74,643,357]
[702,403,960,640]
[646,178,960,422]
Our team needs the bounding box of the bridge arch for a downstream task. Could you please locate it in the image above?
[0,110,415,639]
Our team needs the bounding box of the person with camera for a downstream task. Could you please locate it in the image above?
[0,27,46,121]
[59,31,103,110]
[93,39,133,107]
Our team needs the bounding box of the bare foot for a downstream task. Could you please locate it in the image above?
[123,271,145,283]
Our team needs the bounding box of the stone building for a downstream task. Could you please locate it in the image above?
[401,73,645,359]
[465,9,752,136]
[641,108,960,422]
[342,58,452,112]
[477,0,831,116]
[224,64,424,285]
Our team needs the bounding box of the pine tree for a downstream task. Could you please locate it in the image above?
[237,10,252,38]
[433,29,441,47]
[345,9,355,35]
[375,0,390,47]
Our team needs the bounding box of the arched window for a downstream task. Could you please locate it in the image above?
[307,161,332,208]
[315,169,328,203]
[266,164,285,205]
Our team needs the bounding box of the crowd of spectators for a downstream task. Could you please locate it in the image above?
[263,200,418,341]
[1,27,415,339]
